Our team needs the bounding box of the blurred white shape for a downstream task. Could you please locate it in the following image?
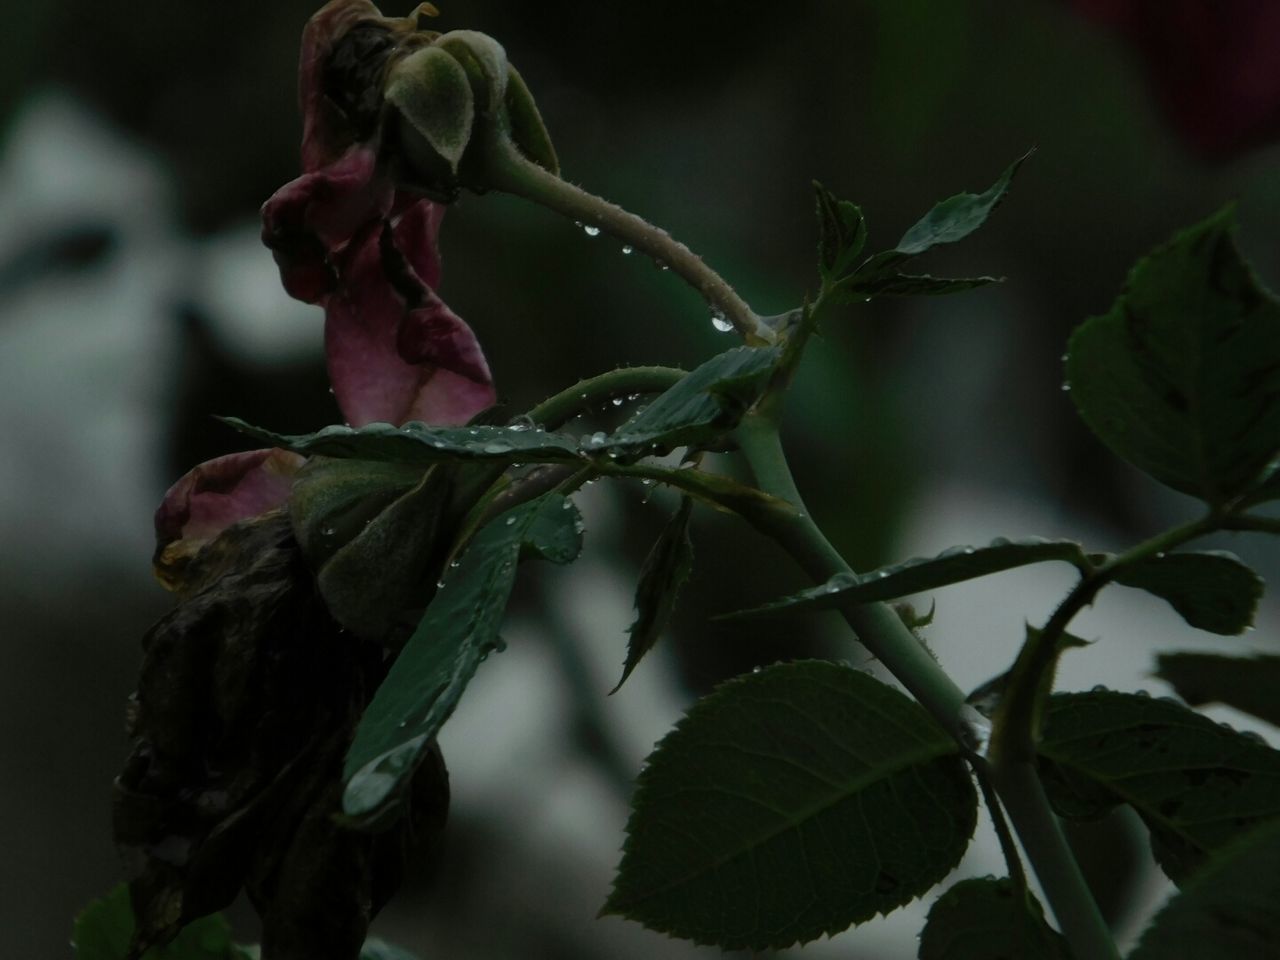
[0,93,179,587]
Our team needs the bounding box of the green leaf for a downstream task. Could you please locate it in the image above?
[719,537,1088,619]
[341,493,583,828]
[359,939,423,960]
[814,180,868,282]
[1130,818,1280,960]
[600,346,781,458]
[220,419,583,466]
[833,272,1000,301]
[1039,690,1280,884]
[612,496,694,694]
[894,151,1031,257]
[918,877,1071,960]
[1112,550,1263,635]
[72,884,239,960]
[1065,206,1280,504]
[604,661,978,949]
[1156,653,1280,727]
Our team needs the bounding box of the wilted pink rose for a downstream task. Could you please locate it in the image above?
[262,0,495,427]
[1071,0,1280,158]
[156,1,494,590]
[153,449,305,589]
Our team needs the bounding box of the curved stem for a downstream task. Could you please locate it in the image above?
[992,512,1219,766]
[733,414,973,737]
[525,365,685,429]
[479,133,776,346]
[732,413,1119,960]
[987,759,1112,959]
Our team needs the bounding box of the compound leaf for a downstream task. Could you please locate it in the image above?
[341,494,583,828]
[1155,653,1280,728]
[605,661,977,949]
[720,537,1088,619]
[1112,550,1263,635]
[1065,207,1280,505]
[918,877,1070,960]
[1039,690,1280,885]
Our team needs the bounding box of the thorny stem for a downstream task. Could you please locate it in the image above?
[991,512,1221,767]
[732,413,1120,960]
[975,768,1027,892]
[479,133,777,347]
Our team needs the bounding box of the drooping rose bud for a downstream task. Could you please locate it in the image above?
[385,28,558,197]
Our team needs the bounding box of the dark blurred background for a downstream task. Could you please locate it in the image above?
[4,1,1280,957]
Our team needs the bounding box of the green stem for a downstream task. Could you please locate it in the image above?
[993,512,1219,766]
[733,414,971,741]
[988,760,1115,960]
[525,365,685,430]
[733,413,1118,960]
[480,133,776,346]
[975,766,1027,892]
[1221,513,1280,536]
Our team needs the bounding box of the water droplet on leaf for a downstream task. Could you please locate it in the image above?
[582,224,601,237]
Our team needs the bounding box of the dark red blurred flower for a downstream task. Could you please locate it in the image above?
[1072,0,1280,158]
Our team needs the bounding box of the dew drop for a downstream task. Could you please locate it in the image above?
[963,547,976,555]
[1155,551,1166,559]
[1135,688,1150,698]
[505,516,517,526]
[710,311,733,333]
[877,570,889,578]
[752,665,763,674]
[321,526,335,537]
[621,245,633,255]
[611,397,625,407]
[1091,684,1109,693]
[583,224,601,237]
[1061,382,1071,392]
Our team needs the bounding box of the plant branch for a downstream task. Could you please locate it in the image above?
[526,366,686,430]
[732,412,1119,960]
[986,759,1115,959]
[992,512,1220,767]
[479,133,777,346]
[1221,513,1280,536]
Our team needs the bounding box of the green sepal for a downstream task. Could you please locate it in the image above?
[503,64,558,175]
[436,30,508,114]
[387,45,475,191]
[290,458,453,642]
